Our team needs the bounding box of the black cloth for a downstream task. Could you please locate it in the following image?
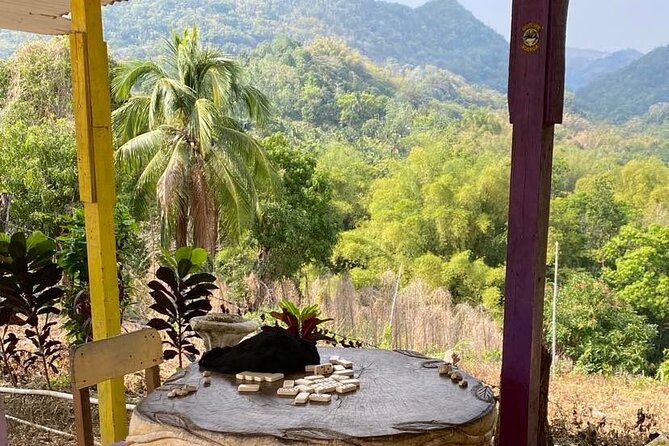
[198,327,320,374]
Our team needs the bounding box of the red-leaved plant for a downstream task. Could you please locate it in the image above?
[266,300,334,344]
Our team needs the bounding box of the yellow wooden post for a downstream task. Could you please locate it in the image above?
[69,0,127,443]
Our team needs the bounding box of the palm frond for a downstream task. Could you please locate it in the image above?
[112,96,151,144]
[157,142,191,244]
[205,150,257,241]
[133,149,169,219]
[154,77,197,124]
[200,54,244,107]
[112,60,167,102]
[214,119,281,193]
[115,129,165,173]
[238,85,272,127]
[190,98,218,153]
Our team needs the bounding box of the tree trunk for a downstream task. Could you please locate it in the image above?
[190,165,217,255]
[175,213,188,248]
[0,193,10,232]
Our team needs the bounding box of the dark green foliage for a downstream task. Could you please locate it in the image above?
[255,135,340,279]
[0,232,64,389]
[575,45,669,123]
[57,205,148,344]
[147,247,217,368]
[217,134,341,306]
[549,273,657,374]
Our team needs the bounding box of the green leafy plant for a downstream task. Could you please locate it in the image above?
[57,205,148,344]
[267,300,334,344]
[657,350,669,382]
[0,232,64,389]
[147,247,217,368]
[546,272,656,375]
[0,234,22,386]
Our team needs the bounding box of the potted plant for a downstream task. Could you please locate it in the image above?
[264,300,334,344]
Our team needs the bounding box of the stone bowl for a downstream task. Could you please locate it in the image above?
[191,313,258,350]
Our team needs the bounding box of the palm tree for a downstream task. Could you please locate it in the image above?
[112,27,276,254]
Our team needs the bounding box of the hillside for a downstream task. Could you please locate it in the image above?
[575,45,669,123]
[566,48,642,91]
[244,37,503,135]
[95,0,510,90]
[0,1,510,90]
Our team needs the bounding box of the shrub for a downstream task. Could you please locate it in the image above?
[147,247,217,369]
[657,351,669,382]
[56,205,148,344]
[549,272,656,375]
[0,232,64,389]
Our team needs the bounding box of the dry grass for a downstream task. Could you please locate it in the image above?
[307,275,502,355]
[464,359,668,446]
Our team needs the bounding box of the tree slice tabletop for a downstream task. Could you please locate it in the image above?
[127,348,497,446]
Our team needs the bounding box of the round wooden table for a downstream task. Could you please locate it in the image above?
[127,348,496,445]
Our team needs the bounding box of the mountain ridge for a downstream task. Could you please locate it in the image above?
[575,45,669,123]
[567,48,643,90]
[98,0,510,90]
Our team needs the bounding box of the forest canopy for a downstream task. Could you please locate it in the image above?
[0,28,668,378]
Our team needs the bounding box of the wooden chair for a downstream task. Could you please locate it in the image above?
[70,328,163,446]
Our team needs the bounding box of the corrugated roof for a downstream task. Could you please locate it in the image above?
[0,0,127,35]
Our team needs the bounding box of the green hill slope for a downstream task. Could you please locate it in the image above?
[575,45,669,123]
[244,37,503,133]
[566,48,642,91]
[96,0,509,90]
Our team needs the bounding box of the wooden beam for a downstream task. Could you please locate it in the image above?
[500,0,569,445]
[69,0,126,444]
[0,1,128,36]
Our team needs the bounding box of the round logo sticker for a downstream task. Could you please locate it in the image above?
[521,22,542,52]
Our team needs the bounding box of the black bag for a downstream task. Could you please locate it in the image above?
[199,327,320,374]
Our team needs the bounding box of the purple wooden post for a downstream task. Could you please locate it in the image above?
[500,0,568,445]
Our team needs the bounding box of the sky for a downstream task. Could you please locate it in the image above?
[390,0,669,53]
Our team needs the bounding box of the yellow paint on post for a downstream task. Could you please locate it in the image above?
[69,0,126,443]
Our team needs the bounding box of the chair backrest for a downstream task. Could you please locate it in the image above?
[70,329,163,446]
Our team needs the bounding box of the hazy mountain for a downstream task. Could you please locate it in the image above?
[575,45,669,123]
[98,0,510,90]
[566,48,643,91]
[388,0,428,6]
[567,48,608,73]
